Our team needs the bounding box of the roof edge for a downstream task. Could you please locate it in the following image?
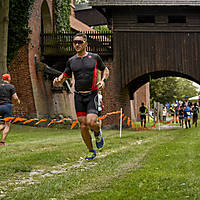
[88,1,200,7]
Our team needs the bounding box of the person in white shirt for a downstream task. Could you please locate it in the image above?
[162,107,167,122]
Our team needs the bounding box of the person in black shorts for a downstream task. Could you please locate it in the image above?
[178,105,184,128]
[192,103,199,127]
[139,102,148,127]
[184,104,192,129]
[53,33,109,160]
[0,74,20,146]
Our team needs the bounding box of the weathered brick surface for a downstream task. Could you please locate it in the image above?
[133,83,150,120]
[8,45,36,117]
[102,60,150,128]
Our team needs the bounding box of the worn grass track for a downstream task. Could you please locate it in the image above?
[0,124,200,200]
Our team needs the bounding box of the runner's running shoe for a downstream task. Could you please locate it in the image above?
[0,142,8,146]
[85,150,96,161]
[94,130,104,149]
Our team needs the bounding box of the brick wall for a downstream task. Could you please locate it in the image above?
[102,59,131,128]
[102,60,150,128]
[8,45,36,117]
[132,83,150,121]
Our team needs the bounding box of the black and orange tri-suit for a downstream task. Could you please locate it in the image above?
[63,52,106,117]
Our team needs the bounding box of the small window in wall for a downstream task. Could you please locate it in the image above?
[137,15,155,23]
[168,16,186,23]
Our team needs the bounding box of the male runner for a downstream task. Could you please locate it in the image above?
[178,105,184,128]
[184,104,192,129]
[192,103,199,127]
[53,33,109,160]
[0,74,20,146]
[139,102,148,127]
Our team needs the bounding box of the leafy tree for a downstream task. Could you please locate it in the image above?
[76,0,88,3]
[150,77,199,106]
[93,25,111,32]
[8,0,34,64]
[55,0,71,33]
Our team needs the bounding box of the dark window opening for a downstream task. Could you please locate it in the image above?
[168,16,186,23]
[137,16,155,23]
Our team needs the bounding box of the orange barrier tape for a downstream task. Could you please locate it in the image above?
[127,117,131,126]
[12,118,27,123]
[35,119,48,125]
[98,110,121,120]
[55,118,72,123]
[47,119,57,127]
[48,118,72,127]
[97,115,107,120]
[70,110,121,129]
[131,121,136,128]
[0,110,121,129]
[23,118,39,124]
[107,111,121,115]
[70,119,78,129]
[122,116,127,122]
[0,117,15,121]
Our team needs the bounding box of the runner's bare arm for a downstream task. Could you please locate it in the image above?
[97,67,109,90]
[53,73,68,86]
[102,67,109,81]
[12,93,20,104]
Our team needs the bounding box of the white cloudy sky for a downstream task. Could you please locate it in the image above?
[193,82,200,92]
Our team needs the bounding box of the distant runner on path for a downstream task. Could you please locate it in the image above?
[178,105,184,128]
[184,105,192,129]
[139,102,148,128]
[192,103,199,127]
[0,74,20,146]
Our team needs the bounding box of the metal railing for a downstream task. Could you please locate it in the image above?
[41,32,113,57]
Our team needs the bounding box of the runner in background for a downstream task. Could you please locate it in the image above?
[178,105,184,128]
[184,104,192,129]
[162,107,167,122]
[0,74,20,146]
[175,105,179,123]
[192,103,199,127]
[139,102,148,128]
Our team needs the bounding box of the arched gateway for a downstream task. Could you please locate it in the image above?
[88,0,200,121]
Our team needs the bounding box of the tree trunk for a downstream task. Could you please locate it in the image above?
[0,0,9,77]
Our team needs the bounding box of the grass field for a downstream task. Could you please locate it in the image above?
[0,123,200,200]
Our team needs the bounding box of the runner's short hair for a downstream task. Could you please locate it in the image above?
[73,32,87,42]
